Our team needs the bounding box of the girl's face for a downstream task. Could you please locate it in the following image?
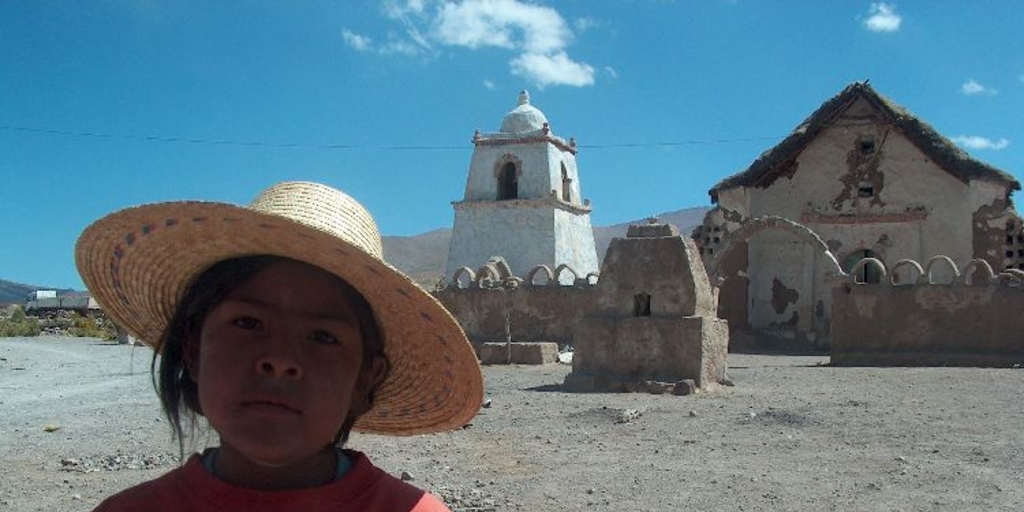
[188,259,382,481]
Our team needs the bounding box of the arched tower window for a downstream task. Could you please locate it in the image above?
[560,163,572,202]
[497,162,518,200]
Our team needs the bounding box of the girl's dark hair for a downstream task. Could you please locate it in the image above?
[153,255,389,457]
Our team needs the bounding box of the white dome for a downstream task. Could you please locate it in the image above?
[500,91,548,134]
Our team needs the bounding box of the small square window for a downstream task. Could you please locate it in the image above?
[858,186,875,198]
[858,139,876,155]
[1007,236,1015,245]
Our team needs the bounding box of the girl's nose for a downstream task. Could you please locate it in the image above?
[255,343,302,379]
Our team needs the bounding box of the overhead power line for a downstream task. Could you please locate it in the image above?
[0,123,782,151]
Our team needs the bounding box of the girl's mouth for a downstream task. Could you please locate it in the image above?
[241,400,301,416]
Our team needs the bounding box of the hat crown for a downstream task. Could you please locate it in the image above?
[248,181,383,259]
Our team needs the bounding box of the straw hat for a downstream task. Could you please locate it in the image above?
[75,181,483,436]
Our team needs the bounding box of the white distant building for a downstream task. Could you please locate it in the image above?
[445,91,599,284]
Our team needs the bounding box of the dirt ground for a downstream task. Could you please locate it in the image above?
[1,336,1021,511]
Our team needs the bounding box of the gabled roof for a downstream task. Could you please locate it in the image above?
[709,82,1019,202]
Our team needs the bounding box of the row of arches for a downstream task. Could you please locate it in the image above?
[447,263,599,290]
[846,256,1024,286]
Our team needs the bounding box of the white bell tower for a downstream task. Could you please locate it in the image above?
[445,91,599,283]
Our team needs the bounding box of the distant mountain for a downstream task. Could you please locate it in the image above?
[0,280,35,305]
[0,280,81,305]
[591,206,710,263]
[1,207,711,297]
[382,206,710,288]
[381,228,453,289]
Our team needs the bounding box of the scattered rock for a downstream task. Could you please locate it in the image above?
[673,379,697,395]
[401,471,415,481]
[58,452,176,473]
[616,409,642,424]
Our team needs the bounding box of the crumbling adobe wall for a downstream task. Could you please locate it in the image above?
[433,281,595,346]
[831,257,1024,367]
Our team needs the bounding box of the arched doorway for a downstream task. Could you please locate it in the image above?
[842,249,883,284]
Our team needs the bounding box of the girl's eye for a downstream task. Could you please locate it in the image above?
[232,316,262,330]
[310,331,339,345]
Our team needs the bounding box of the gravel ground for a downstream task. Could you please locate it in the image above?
[1,336,1022,511]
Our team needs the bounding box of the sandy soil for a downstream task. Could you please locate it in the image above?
[1,336,1021,511]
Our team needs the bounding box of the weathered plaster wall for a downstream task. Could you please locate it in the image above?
[831,274,1024,367]
[970,180,1018,271]
[593,233,715,317]
[572,316,728,387]
[553,208,600,281]
[446,202,556,279]
[445,202,598,283]
[433,283,595,346]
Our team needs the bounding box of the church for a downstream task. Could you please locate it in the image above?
[694,82,1021,349]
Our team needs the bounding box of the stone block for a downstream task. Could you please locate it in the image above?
[477,342,559,365]
[673,379,697,396]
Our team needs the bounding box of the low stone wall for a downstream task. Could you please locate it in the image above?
[830,258,1024,367]
[477,342,560,365]
[434,284,595,346]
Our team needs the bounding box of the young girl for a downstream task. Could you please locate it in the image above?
[76,181,484,511]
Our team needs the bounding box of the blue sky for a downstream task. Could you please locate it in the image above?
[2,1,1021,290]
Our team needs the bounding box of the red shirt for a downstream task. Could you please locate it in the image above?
[92,451,450,512]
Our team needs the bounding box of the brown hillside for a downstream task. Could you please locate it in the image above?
[382,206,709,289]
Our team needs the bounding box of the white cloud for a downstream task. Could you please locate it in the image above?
[574,17,598,32]
[433,0,571,54]
[483,79,497,90]
[380,38,423,56]
[511,51,594,88]
[360,0,595,88]
[604,66,618,79]
[952,135,1009,150]
[342,29,372,51]
[863,3,902,33]
[961,79,997,96]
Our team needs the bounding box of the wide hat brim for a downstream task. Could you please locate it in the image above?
[75,198,483,436]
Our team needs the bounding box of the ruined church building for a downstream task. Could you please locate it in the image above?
[695,82,1020,349]
[439,83,1021,358]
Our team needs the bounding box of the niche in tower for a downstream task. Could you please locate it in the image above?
[497,161,519,200]
[561,163,572,202]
